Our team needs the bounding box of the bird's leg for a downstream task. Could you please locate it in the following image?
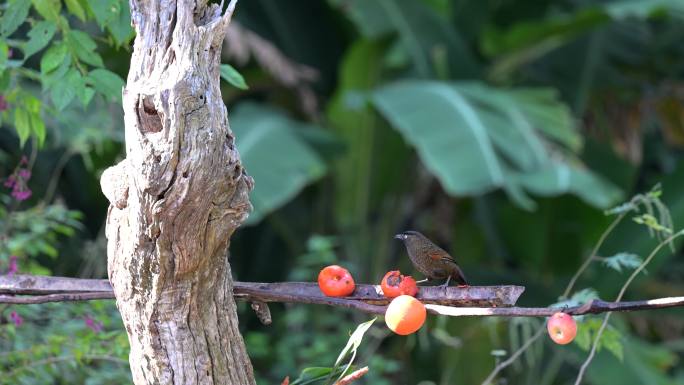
[440,276,451,287]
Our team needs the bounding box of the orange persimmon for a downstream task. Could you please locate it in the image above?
[385,295,426,335]
[380,270,418,298]
[318,265,355,297]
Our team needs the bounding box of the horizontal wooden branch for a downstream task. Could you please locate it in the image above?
[0,275,682,317]
[0,275,524,307]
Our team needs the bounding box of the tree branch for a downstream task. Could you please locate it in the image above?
[0,275,683,318]
[0,274,523,306]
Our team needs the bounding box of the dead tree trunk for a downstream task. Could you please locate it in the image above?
[100,1,255,384]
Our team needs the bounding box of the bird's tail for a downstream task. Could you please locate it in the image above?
[451,265,468,286]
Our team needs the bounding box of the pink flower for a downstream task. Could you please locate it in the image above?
[9,311,23,327]
[11,187,31,201]
[84,316,103,333]
[7,256,17,276]
[5,159,32,201]
[3,175,15,188]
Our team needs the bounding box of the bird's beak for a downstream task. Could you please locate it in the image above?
[394,234,405,240]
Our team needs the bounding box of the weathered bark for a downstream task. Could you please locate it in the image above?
[0,275,525,307]
[100,1,255,384]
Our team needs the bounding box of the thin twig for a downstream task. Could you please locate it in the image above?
[426,296,684,317]
[562,213,627,299]
[573,230,684,385]
[481,327,546,385]
[42,148,74,204]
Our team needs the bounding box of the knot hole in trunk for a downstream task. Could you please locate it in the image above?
[137,95,163,133]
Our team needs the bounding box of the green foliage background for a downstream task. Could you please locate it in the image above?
[2,0,684,384]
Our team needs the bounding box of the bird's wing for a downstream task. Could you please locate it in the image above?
[429,251,457,264]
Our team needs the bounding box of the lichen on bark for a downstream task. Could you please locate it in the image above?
[100,1,256,384]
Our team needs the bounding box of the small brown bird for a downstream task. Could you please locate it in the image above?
[395,230,468,287]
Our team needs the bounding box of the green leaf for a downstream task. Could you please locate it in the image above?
[65,0,87,22]
[67,30,104,67]
[574,318,624,361]
[41,51,72,92]
[14,108,31,147]
[601,326,624,362]
[41,43,69,74]
[30,110,46,147]
[482,9,607,57]
[327,318,376,384]
[23,21,57,59]
[602,253,643,273]
[372,80,622,209]
[88,0,120,29]
[38,241,58,257]
[373,80,505,195]
[24,95,43,147]
[231,103,328,224]
[0,69,10,90]
[333,0,479,78]
[24,93,41,114]
[219,64,248,90]
[507,88,582,151]
[77,86,96,107]
[332,318,376,368]
[87,68,124,102]
[31,0,63,21]
[291,367,347,385]
[574,319,592,350]
[483,3,684,81]
[0,42,8,73]
[0,0,31,37]
[632,213,673,234]
[106,0,134,46]
[456,84,574,167]
[51,68,82,110]
[604,0,684,20]
[512,162,623,209]
[585,336,678,385]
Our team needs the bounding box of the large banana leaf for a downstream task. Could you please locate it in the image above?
[372,80,622,209]
[329,0,479,78]
[484,0,684,80]
[231,103,328,224]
